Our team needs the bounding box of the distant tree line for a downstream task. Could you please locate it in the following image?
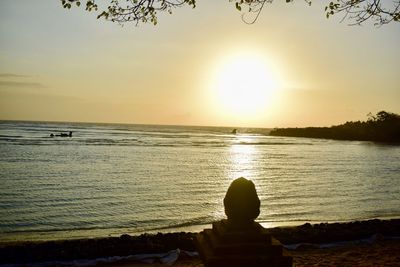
[270,111,400,143]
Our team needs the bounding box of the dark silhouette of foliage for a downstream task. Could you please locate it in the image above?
[60,0,196,25]
[60,0,400,26]
[270,111,400,143]
[237,0,400,25]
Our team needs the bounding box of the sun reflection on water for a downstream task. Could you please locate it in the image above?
[227,135,259,181]
[212,135,261,221]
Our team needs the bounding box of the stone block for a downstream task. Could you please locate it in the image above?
[195,178,292,267]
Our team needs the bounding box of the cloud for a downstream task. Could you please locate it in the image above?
[0,73,45,89]
[0,73,29,78]
[0,80,45,89]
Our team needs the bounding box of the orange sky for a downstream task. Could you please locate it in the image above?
[0,1,399,127]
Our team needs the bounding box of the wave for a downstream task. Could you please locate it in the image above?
[145,216,214,232]
[0,137,311,148]
[0,121,301,149]
[2,120,399,243]
[237,141,313,146]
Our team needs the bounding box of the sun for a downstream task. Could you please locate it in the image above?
[210,53,280,119]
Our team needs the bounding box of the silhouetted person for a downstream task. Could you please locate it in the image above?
[50,133,54,137]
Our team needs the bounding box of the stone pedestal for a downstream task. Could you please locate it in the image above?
[195,220,292,267]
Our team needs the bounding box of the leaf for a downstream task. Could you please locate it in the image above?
[235,2,241,11]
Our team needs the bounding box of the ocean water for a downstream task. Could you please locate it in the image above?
[0,121,399,242]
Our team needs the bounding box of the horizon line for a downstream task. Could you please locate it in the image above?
[0,119,276,130]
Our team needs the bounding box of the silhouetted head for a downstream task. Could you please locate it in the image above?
[223,177,260,227]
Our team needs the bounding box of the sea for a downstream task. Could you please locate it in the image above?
[0,120,399,242]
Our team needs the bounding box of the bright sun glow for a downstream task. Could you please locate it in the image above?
[211,53,280,119]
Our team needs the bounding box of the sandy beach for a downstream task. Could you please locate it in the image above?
[1,219,399,266]
[107,239,400,266]
[289,238,400,267]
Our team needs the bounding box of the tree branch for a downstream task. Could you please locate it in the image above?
[61,0,400,26]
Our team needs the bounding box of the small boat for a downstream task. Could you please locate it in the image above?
[50,131,73,137]
[231,129,237,134]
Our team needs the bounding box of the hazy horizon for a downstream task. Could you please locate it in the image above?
[0,110,396,130]
[1,0,399,128]
[1,118,273,131]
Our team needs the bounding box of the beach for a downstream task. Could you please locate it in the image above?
[108,239,400,267]
[2,219,399,266]
[290,238,400,266]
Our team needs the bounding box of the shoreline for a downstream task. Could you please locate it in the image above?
[3,216,400,245]
[1,218,399,265]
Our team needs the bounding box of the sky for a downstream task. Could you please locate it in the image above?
[0,0,399,127]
